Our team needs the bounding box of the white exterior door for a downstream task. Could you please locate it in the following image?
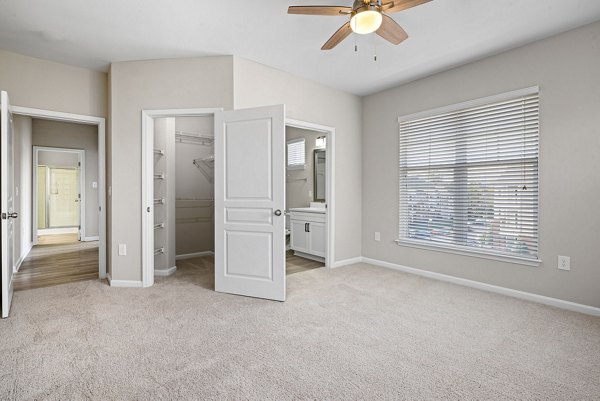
[1,91,15,318]
[214,105,286,301]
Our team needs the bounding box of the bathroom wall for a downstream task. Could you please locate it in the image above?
[285,127,323,210]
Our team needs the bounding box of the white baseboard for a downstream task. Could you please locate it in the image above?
[82,236,99,242]
[154,265,177,276]
[14,242,33,272]
[333,256,364,268]
[176,251,214,260]
[293,251,325,263]
[362,257,600,317]
[38,227,78,235]
[106,273,143,288]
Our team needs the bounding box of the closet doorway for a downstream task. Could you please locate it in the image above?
[142,109,221,287]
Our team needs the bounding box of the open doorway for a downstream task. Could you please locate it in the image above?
[11,110,106,292]
[285,126,328,274]
[33,147,84,245]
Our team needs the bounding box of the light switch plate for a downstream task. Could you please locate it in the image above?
[92,181,97,189]
[374,232,381,241]
[118,243,127,256]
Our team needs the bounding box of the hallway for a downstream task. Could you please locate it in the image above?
[14,235,99,291]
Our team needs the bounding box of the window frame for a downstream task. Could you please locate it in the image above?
[396,86,542,267]
[286,138,306,170]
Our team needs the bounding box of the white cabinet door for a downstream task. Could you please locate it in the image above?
[290,219,308,253]
[214,105,286,301]
[308,221,326,257]
[1,90,15,318]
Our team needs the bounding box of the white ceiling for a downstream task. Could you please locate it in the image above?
[1,0,599,95]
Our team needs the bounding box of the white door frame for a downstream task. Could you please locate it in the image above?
[12,106,107,279]
[32,146,85,242]
[141,108,222,288]
[140,110,336,286]
[285,118,335,269]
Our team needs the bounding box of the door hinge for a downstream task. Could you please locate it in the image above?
[78,161,81,167]
[1,213,6,220]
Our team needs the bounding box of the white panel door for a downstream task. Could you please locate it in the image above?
[1,91,15,318]
[214,105,286,301]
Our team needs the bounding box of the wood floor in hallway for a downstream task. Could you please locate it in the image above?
[14,238,99,291]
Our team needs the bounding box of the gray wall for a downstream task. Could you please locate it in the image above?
[234,56,363,263]
[38,150,79,167]
[0,49,107,117]
[13,115,32,267]
[362,21,600,308]
[33,119,99,239]
[285,127,322,209]
[109,56,234,280]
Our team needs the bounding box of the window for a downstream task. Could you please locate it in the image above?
[397,88,540,263]
[287,138,305,170]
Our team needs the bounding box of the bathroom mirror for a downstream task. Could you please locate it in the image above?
[313,149,326,202]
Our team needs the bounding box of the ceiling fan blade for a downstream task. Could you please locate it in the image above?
[376,15,408,45]
[381,0,432,14]
[288,6,352,16]
[321,22,353,50]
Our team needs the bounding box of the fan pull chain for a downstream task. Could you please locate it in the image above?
[374,43,377,61]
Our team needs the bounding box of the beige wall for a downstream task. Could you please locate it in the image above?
[109,56,234,281]
[285,126,322,209]
[362,21,600,308]
[13,115,33,267]
[234,57,363,262]
[0,49,107,117]
[32,119,99,238]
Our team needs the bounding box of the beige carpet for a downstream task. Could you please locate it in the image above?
[1,257,599,400]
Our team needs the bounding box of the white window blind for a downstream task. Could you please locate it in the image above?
[398,89,540,262]
[287,138,305,170]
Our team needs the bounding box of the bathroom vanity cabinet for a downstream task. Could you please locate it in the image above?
[289,209,326,260]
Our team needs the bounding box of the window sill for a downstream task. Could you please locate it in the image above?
[394,239,542,267]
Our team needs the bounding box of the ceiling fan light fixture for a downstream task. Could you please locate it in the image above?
[350,7,382,34]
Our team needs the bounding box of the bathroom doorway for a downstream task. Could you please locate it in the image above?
[33,147,84,244]
[285,125,330,274]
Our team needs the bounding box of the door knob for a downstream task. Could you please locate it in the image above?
[8,212,18,219]
[274,209,282,216]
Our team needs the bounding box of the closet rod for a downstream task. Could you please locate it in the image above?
[154,198,165,205]
[154,149,164,156]
[154,173,165,180]
[286,177,308,183]
[175,131,213,140]
[154,223,165,230]
[154,247,165,255]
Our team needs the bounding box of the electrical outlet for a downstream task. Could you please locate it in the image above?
[118,243,127,256]
[92,181,98,189]
[374,232,381,241]
[558,255,570,271]
[308,190,313,198]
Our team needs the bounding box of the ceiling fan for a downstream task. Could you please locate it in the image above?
[288,0,431,50]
